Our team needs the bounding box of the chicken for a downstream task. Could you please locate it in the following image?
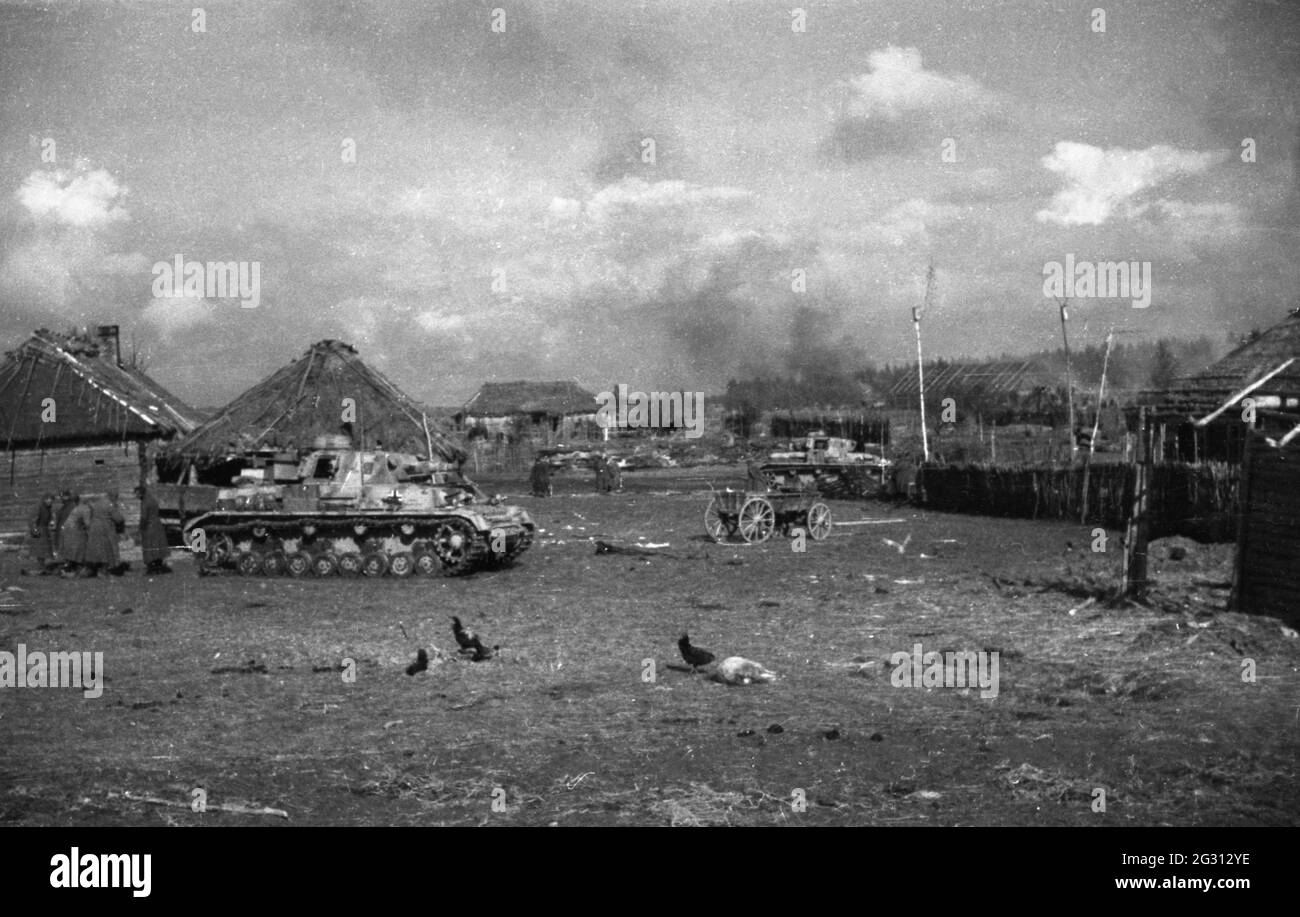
[452,616,497,661]
[451,616,477,651]
[677,633,715,671]
[713,656,777,686]
[405,648,429,676]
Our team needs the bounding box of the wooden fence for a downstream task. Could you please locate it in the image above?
[1231,432,1300,625]
[916,460,1238,539]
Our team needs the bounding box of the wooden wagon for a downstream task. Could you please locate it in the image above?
[704,489,832,544]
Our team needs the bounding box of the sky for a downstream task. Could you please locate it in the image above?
[1,0,1297,408]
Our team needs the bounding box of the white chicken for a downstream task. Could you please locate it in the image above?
[713,656,778,686]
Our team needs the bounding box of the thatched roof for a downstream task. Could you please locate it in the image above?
[167,340,465,463]
[1140,311,1300,419]
[889,359,1058,401]
[0,329,199,450]
[459,380,598,417]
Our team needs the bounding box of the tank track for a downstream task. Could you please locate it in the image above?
[191,514,527,578]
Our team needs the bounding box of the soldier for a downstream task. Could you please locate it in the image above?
[84,491,127,577]
[28,493,57,575]
[60,495,88,576]
[53,490,74,558]
[593,454,607,493]
[606,455,622,492]
[746,458,767,492]
[529,457,553,497]
[135,485,172,574]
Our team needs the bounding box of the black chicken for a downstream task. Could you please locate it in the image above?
[451,616,477,651]
[405,648,429,676]
[678,633,715,671]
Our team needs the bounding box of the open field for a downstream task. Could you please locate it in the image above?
[2,467,1297,826]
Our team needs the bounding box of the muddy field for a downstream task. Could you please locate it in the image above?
[2,466,1297,826]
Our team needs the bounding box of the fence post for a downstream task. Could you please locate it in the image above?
[1123,406,1151,599]
[1228,431,1254,611]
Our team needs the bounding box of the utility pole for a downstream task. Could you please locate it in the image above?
[913,265,935,463]
[1057,298,1077,462]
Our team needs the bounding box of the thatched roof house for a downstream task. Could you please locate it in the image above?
[456,380,599,442]
[163,340,464,477]
[1139,310,1300,461]
[0,326,197,450]
[0,325,199,534]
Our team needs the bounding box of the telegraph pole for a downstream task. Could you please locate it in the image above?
[913,265,935,462]
[1057,298,1077,461]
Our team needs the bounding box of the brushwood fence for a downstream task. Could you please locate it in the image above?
[916,461,1238,541]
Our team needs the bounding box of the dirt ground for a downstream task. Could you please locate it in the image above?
[2,465,1297,826]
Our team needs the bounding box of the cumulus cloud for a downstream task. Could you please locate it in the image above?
[1035,141,1225,226]
[17,164,131,227]
[825,46,1006,161]
[846,46,1004,120]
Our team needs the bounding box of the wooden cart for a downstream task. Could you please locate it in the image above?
[704,490,832,544]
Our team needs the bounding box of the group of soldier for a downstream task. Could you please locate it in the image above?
[527,452,624,497]
[27,485,172,577]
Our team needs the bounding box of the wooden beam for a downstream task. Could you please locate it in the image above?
[1194,358,1296,427]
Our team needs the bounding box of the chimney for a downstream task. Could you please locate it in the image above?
[96,324,121,366]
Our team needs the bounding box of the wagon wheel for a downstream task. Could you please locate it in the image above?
[704,498,730,542]
[432,519,477,574]
[235,552,262,576]
[807,502,833,541]
[738,496,776,543]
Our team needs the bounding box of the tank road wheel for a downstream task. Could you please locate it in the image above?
[389,552,415,578]
[432,519,477,575]
[807,502,833,541]
[312,553,339,577]
[413,550,441,577]
[286,552,313,578]
[361,553,389,578]
[338,552,363,577]
[261,551,287,576]
[236,552,263,576]
[205,533,234,567]
[704,498,729,542]
[738,497,776,544]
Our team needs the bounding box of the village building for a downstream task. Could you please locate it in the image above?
[159,339,464,486]
[455,380,599,444]
[0,326,199,535]
[1139,309,1300,463]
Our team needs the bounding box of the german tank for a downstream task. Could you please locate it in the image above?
[182,440,534,577]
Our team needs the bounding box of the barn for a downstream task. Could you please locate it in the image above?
[456,380,600,444]
[0,326,199,535]
[1139,309,1300,463]
[159,339,464,485]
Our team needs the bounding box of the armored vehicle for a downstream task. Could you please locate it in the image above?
[182,440,534,577]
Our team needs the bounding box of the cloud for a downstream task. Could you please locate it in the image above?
[582,177,752,222]
[846,46,1003,121]
[17,165,131,227]
[824,46,1007,161]
[1035,142,1225,226]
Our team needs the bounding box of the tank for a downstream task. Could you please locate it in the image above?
[761,431,891,499]
[181,443,534,577]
